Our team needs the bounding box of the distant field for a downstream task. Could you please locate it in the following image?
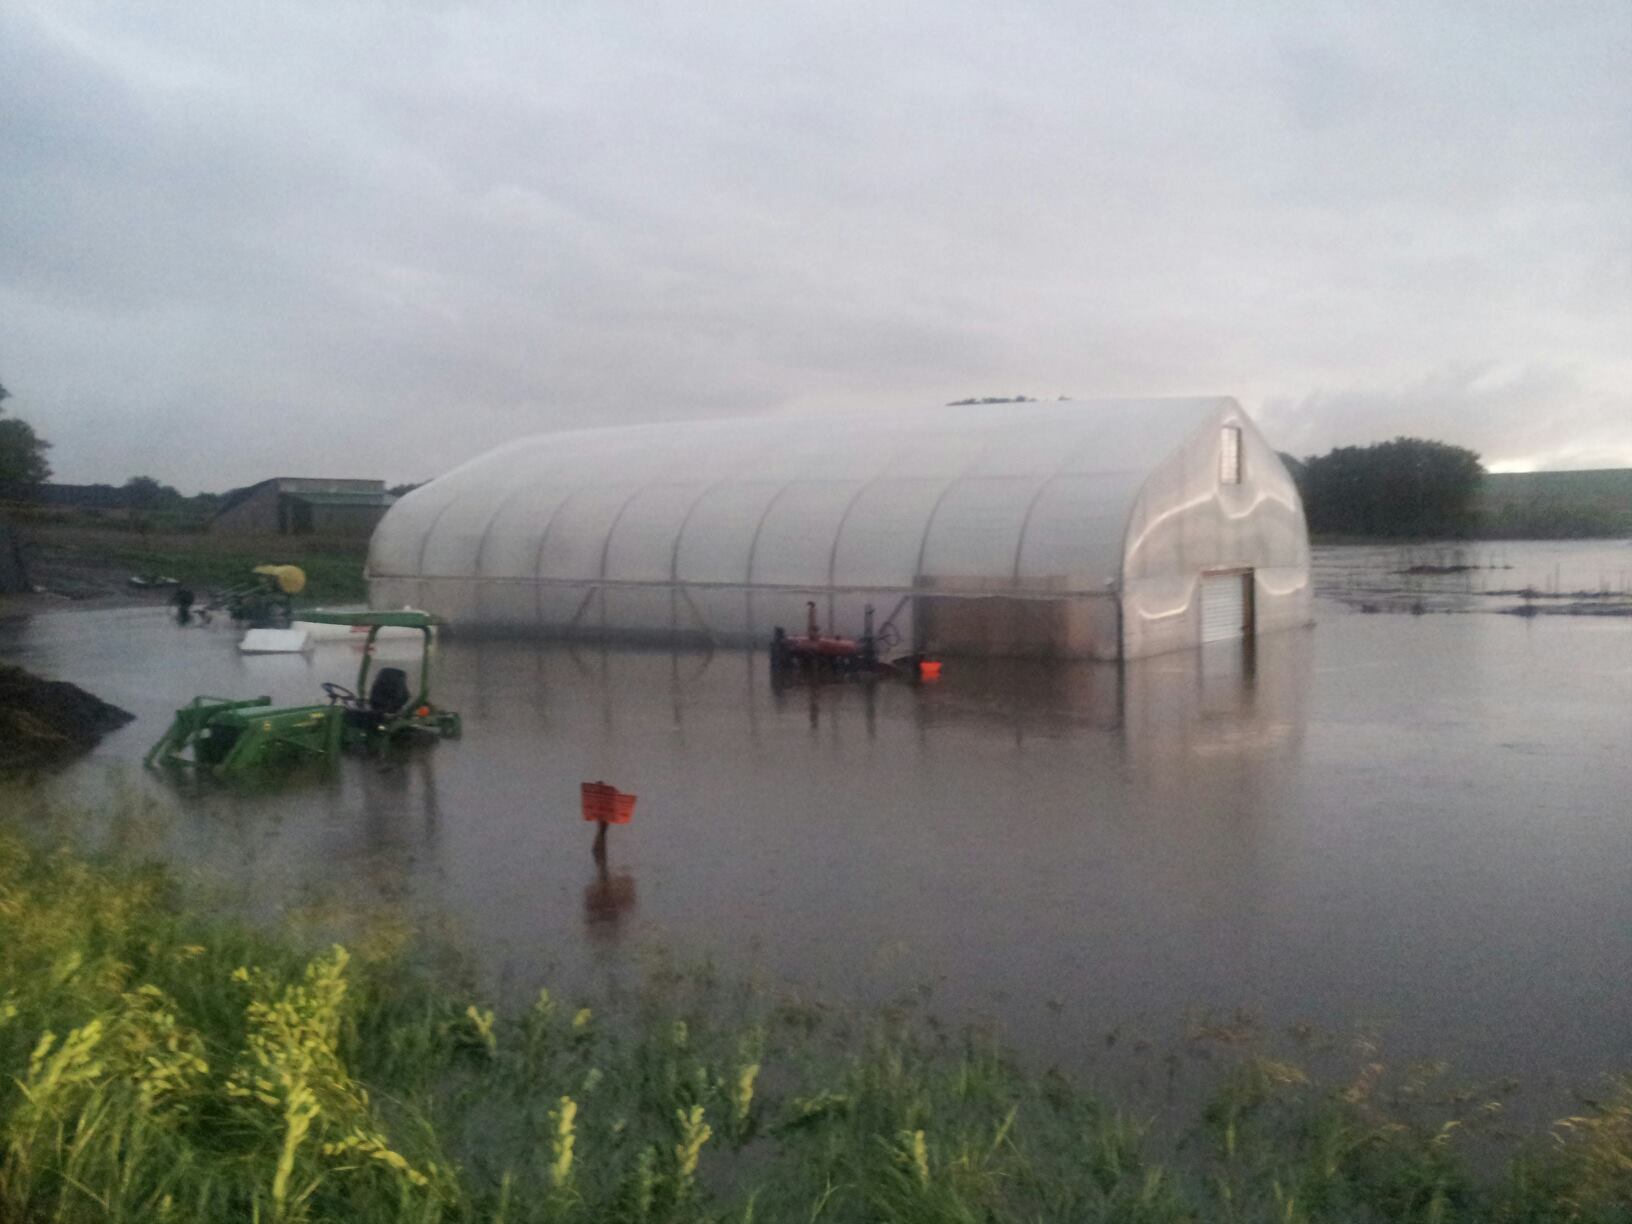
[1477,468,1632,538]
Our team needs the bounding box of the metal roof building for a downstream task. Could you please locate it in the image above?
[213,477,396,537]
[367,398,1310,659]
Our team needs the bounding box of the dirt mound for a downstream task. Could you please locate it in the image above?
[0,664,134,770]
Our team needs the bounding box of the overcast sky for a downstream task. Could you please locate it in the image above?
[3,1,1629,492]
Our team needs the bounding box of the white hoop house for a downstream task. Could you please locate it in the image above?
[368,397,1310,659]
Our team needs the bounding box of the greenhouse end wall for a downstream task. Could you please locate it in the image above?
[1118,406,1311,659]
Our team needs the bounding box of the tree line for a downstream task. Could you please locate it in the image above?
[0,383,51,500]
[1283,437,1484,538]
[0,380,1521,541]
[0,381,423,517]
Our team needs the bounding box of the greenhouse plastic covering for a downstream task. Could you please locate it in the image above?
[368,398,1309,656]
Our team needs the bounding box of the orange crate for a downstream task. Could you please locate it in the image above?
[581,781,636,824]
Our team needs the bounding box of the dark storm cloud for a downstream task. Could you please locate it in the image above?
[2,1,1628,490]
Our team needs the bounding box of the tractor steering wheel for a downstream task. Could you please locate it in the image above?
[322,682,358,705]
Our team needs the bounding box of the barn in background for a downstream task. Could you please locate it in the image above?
[212,477,395,537]
[367,398,1310,660]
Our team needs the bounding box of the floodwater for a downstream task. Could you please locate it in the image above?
[3,540,1630,1094]
[1315,538,1632,615]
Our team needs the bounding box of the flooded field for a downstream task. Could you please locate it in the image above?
[3,540,1630,1096]
[1315,537,1632,615]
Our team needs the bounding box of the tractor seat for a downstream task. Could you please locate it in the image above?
[367,667,411,716]
[345,667,412,730]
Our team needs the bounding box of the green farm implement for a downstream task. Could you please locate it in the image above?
[145,610,461,777]
[212,564,307,625]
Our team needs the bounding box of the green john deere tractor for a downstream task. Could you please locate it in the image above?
[145,611,461,777]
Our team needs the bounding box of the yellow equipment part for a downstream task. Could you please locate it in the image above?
[253,564,307,595]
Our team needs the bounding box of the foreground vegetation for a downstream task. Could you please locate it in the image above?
[1,823,1628,1223]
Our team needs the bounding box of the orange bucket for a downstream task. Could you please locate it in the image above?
[918,659,943,680]
[581,781,636,824]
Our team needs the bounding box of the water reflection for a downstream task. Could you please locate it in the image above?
[584,826,638,940]
[1125,632,1305,779]
[583,867,638,936]
[515,632,1310,751]
[354,751,443,856]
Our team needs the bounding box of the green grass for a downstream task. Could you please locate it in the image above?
[1,812,1628,1223]
[107,544,368,605]
[24,523,369,605]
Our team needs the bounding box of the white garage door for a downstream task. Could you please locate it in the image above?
[1200,571,1251,643]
